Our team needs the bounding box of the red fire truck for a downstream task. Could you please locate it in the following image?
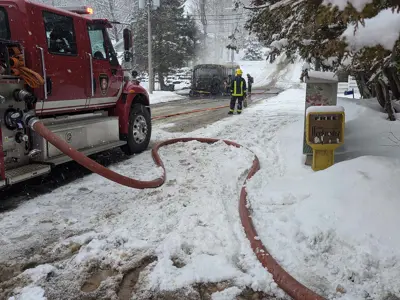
[0,0,151,188]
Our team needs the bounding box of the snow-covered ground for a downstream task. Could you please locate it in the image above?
[3,51,400,299]
[247,94,400,299]
[148,90,187,104]
[137,81,187,104]
[3,83,400,299]
[238,54,303,90]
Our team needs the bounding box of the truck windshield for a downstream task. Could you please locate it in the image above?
[0,7,10,40]
[195,68,220,78]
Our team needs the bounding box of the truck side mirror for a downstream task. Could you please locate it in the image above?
[123,28,132,51]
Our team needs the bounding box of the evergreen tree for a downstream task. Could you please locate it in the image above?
[242,36,263,60]
[243,0,400,120]
[132,0,199,89]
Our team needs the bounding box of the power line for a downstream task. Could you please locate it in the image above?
[189,13,245,17]
[191,18,248,22]
[193,21,247,25]
[190,16,247,20]
[190,15,247,20]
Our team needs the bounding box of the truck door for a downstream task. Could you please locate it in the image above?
[86,22,123,109]
[38,10,89,114]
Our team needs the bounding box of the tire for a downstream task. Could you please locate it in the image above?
[121,103,152,155]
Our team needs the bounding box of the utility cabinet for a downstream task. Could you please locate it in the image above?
[302,71,339,164]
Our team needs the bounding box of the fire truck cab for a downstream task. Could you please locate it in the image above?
[0,0,151,188]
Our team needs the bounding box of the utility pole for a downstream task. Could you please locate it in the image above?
[139,0,160,94]
[200,0,207,64]
[130,20,136,72]
[218,13,223,61]
[147,1,153,94]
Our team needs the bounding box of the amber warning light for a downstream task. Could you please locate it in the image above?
[60,6,94,15]
[86,7,94,14]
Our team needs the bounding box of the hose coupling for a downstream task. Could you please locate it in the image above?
[22,110,39,129]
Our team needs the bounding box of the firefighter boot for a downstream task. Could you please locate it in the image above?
[236,98,243,114]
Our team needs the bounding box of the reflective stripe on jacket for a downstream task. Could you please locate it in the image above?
[230,76,247,96]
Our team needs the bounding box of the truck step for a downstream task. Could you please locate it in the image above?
[5,164,51,185]
[45,140,127,165]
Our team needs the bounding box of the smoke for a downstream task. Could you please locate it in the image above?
[195,39,235,65]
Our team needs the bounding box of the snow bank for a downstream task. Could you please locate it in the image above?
[342,9,400,51]
[138,81,187,104]
[238,53,304,89]
[149,91,186,104]
[238,60,273,88]
[336,97,400,160]
[246,94,400,299]
[247,155,400,299]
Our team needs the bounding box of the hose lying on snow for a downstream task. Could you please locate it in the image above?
[31,120,325,300]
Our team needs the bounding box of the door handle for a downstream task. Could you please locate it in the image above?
[36,46,48,99]
[87,53,94,97]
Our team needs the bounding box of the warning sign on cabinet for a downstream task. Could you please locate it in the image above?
[307,113,343,145]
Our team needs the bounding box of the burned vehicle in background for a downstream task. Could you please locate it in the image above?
[189,63,240,98]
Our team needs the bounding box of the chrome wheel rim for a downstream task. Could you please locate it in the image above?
[132,115,148,144]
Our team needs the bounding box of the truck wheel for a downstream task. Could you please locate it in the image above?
[121,104,152,155]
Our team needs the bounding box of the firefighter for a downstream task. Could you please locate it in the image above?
[228,69,247,115]
[247,73,254,94]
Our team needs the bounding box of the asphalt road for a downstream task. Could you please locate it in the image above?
[0,89,281,209]
[151,88,281,133]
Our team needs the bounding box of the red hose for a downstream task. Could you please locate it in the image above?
[31,121,325,300]
[151,96,260,121]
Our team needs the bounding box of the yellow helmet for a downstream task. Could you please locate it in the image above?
[235,68,243,76]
